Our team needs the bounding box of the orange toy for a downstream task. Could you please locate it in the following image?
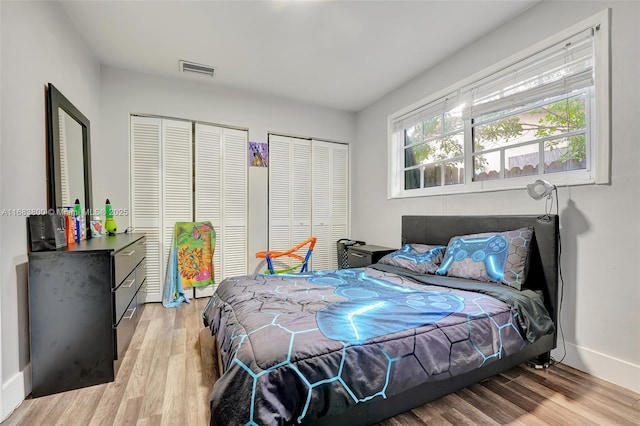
[255,237,317,274]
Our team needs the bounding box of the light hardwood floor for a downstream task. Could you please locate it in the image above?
[2,299,639,425]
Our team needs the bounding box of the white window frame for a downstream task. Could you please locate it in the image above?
[388,9,610,199]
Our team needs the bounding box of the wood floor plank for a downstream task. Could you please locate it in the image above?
[514,373,637,425]
[129,318,150,351]
[523,370,639,425]
[90,347,140,426]
[4,301,639,426]
[55,384,106,426]
[160,354,187,426]
[436,392,501,426]
[539,361,640,410]
[492,371,598,425]
[136,414,162,426]
[170,328,187,356]
[138,356,170,418]
[112,396,143,426]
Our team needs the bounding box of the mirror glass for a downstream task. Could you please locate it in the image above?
[47,83,92,238]
[58,108,86,209]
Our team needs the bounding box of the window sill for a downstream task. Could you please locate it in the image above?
[388,170,599,200]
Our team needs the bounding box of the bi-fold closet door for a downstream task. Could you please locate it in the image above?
[130,116,247,303]
[268,134,349,271]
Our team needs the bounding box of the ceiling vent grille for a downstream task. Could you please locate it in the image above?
[179,60,215,77]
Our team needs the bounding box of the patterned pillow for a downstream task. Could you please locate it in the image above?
[378,244,446,274]
[436,227,534,289]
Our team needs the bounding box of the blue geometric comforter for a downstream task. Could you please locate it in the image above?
[203,267,553,425]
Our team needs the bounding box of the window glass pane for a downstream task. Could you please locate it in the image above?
[423,115,441,140]
[404,145,418,168]
[505,144,539,178]
[444,160,464,185]
[444,109,464,134]
[419,133,464,164]
[423,163,441,188]
[473,151,501,181]
[474,94,586,151]
[405,124,422,146]
[404,169,420,190]
[544,136,586,173]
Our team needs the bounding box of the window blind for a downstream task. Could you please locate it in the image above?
[392,91,460,134]
[462,28,595,120]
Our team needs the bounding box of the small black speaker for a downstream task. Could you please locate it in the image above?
[28,214,67,251]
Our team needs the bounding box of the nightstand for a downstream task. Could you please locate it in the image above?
[347,244,396,268]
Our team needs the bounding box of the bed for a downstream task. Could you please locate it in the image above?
[203,215,559,425]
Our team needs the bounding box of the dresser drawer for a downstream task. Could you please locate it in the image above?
[114,271,137,324]
[114,237,145,286]
[347,250,372,268]
[135,258,147,292]
[113,298,139,360]
[347,245,396,268]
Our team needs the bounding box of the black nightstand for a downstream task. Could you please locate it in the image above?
[347,245,396,268]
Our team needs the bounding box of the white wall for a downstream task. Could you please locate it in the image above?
[353,1,640,392]
[0,0,101,419]
[97,67,355,274]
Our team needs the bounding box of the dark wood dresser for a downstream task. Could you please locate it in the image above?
[28,233,146,397]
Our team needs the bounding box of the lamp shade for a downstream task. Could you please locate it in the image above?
[527,179,555,200]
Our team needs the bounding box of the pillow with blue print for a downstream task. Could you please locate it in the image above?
[378,244,446,274]
[436,226,534,290]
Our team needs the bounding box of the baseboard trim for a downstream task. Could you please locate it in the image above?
[555,342,640,393]
[1,364,31,421]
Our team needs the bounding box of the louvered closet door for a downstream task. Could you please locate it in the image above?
[268,135,292,269]
[194,123,223,297]
[291,140,312,262]
[130,116,162,302]
[222,128,248,278]
[161,119,193,301]
[312,140,349,271]
[311,142,332,270]
[329,143,349,270]
[268,135,311,270]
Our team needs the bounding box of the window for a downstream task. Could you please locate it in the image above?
[389,10,610,198]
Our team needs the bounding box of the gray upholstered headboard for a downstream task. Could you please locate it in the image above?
[401,215,559,328]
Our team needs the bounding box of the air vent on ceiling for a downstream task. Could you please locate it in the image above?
[179,60,215,77]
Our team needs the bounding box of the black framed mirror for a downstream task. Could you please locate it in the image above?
[46,83,93,238]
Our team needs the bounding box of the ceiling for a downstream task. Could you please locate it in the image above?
[60,0,539,112]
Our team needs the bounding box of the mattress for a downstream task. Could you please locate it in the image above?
[203,266,554,425]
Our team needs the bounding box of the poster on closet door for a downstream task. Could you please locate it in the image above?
[248,141,268,167]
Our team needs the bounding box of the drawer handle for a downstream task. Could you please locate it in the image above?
[121,250,136,256]
[350,253,365,258]
[123,307,137,320]
[122,278,136,288]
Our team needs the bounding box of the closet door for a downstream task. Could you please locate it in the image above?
[131,117,192,303]
[130,116,162,302]
[268,135,311,270]
[221,128,248,279]
[311,142,332,270]
[312,140,349,271]
[194,124,248,297]
[329,142,349,269]
[194,123,222,297]
[161,119,193,302]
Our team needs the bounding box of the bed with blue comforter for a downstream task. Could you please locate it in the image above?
[202,215,559,425]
